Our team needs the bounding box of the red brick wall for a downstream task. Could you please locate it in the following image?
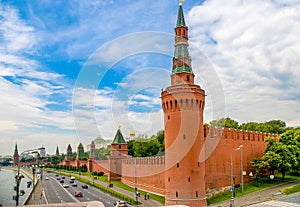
[204,126,278,190]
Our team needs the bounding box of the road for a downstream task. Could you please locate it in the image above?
[43,172,130,207]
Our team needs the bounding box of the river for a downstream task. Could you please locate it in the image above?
[0,168,33,206]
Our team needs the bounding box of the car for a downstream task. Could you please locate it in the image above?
[114,201,128,207]
[70,176,75,180]
[59,180,64,183]
[45,177,49,180]
[75,191,83,197]
[72,183,78,187]
[69,180,75,184]
[61,176,65,179]
[81,184,88,189]
[63,184,69,188]
[56,177,60,180]
[55,174,59,177]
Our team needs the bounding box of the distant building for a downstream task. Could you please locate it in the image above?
[77,143,84,160]
[86,135,111,151]
[40,146,46,157]
[13,143,19,166]
[66,144,73,161]
[55,146,60,156]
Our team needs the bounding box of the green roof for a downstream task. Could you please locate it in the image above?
[176,4,186,27]
[112,128,126,144]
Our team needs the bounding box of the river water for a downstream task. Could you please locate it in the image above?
[0,168,33,206]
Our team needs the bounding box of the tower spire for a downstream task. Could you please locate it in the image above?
[172,2,192,74]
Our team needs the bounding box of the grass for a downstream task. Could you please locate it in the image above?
[282,184,300,195]
[207,173,300,205]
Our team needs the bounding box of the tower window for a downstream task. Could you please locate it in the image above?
[188,177,190,182]
[168,177,170,182]
[119,145,121,149]
[198,162,200,167]
[177,163,179,168]
[168,115,170,120]
[176,192,178,198]
[196,191,198,197]
[186,75,190,82]
[183,134,186,140]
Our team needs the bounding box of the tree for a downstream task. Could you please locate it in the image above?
[209,117,239,129]
[253,129,300,181]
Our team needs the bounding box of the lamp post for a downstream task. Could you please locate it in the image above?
[236,145,244,193]
[15,148,41,206]
[230,152,234,207]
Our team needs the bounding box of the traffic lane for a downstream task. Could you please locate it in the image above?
[63,178,116,207]
[62,177,133,207]
[43,173,78,204]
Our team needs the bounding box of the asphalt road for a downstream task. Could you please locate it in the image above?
[43,172,129,207]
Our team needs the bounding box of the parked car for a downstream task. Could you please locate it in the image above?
[70,176,75,180]
[75,191,83,197]
[114,201,128,207]
[81,184,88,189]
[61,176,65,179]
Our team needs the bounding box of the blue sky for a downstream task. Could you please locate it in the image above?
[1,0,300,156]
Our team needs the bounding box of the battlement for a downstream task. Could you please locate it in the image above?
[204,125,279,142]
[122,156,165,166]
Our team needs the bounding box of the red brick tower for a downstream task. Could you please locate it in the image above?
[13,143,19,166]
[161,1,206,206]
[108,127,128,181]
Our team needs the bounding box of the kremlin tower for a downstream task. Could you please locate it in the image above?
[161,1,206,206]
[13,143,19,166]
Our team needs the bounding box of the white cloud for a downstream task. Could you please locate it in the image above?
[187,0,300,126]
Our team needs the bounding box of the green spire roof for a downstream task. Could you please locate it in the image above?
[176,4,186,27]
[112,128,126,144]
[78,143,83,147]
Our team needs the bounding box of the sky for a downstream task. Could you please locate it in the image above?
[0,0,299,156]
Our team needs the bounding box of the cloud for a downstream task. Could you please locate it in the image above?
[187,0,300,125]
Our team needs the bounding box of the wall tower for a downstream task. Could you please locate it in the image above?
[13,143,19,166]
[161,1,206,206]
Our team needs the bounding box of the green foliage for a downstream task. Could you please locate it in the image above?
[252,128,300,181]
[208,118,288,134]
[209,117,239,128]
[96,146,111,160]
[283,184,300,195]
[128,130,164,157]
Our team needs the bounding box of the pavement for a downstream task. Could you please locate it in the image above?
[209,180,300,207]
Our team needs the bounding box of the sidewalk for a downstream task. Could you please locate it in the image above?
[24,179,47,205]
[209,180,300,207]
[80,175,162,207]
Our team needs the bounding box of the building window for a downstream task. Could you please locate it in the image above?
[119,145,121,149]
[183,134,186,140]
[196,191,198,197]
[177,163,179,168]
[168,115,170,120]
[176,192,178,198]
[187,75,190,82]
[188,177,190,182]
[168,177,170,182]
[198,162,200,167]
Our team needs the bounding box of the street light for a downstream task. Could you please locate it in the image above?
[236,145,243,193]
[15,148,41,206]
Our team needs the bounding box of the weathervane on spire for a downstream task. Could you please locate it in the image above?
[179,0,185,5]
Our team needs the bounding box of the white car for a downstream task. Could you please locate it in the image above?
[45,177,49,180]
